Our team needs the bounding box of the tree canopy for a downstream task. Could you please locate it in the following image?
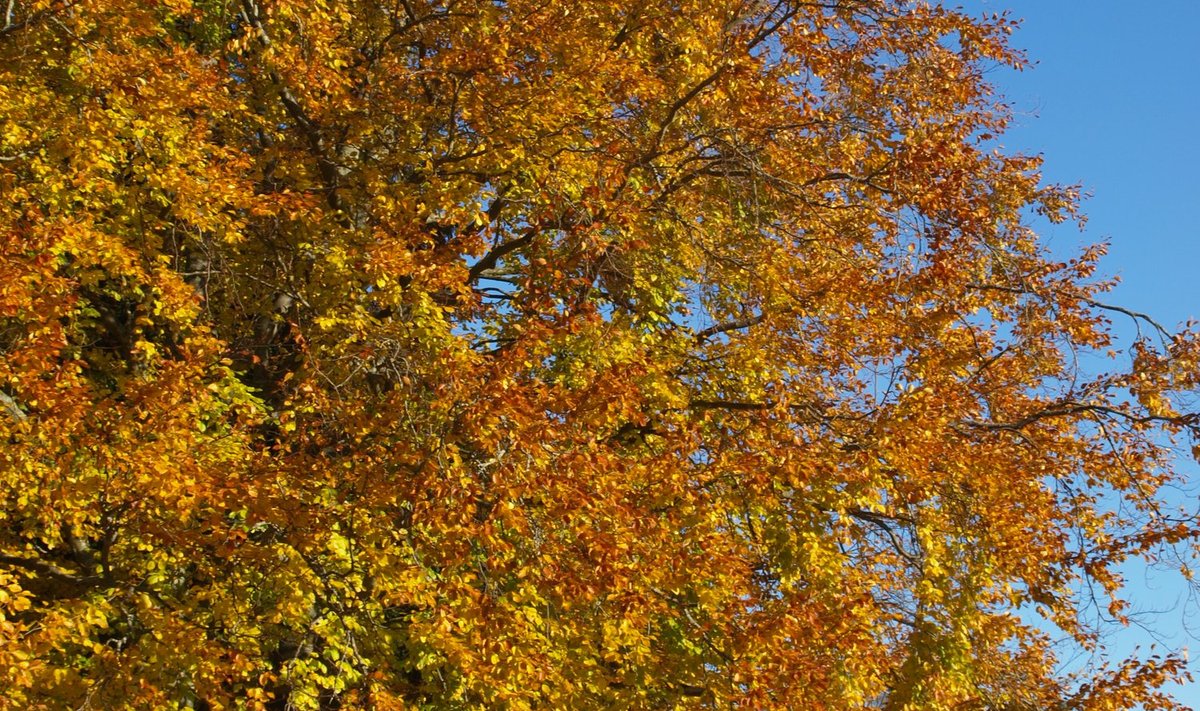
[2,0,1199,708]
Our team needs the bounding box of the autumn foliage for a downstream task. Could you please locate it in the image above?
[3,0,1200,708]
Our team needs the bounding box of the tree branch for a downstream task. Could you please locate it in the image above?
[239,0,349,217]
[694,315,764,343]
[0,552,100,587]
[688,399,770,411]
[0,390,26,421]
[0,0,74,40]
[960,402,1197,432]
[649,68,726,154]
[967,282,1173,342]
[468,231,536,283]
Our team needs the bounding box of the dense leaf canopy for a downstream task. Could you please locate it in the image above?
[2,0,1199,708]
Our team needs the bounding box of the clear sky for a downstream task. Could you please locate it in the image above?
[963,0,1200,326]
[959,0,1200,704]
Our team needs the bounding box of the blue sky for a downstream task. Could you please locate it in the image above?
[959,0,1200,704]
[962,0,1200,327]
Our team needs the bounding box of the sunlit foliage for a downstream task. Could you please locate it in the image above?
[2,0,1198,707]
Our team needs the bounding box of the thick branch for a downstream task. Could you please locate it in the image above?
[0,552,99,587]
[0,390,25,421]
[240,0,348,217]
[694,315,764,343]
[644,68,726,160]
[688,399,770,412]
[468,231,536,283]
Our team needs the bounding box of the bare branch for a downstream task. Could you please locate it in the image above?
[0,390,25,421]
[694,315,764,343]
[961,402,1197,432]
[846,509,921,567]
[468,231,536,283]
[968,282,1173,342]
[1,0,74,40]
[688,399,770,412]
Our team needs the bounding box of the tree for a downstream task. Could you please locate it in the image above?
[1,0,1198,707]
